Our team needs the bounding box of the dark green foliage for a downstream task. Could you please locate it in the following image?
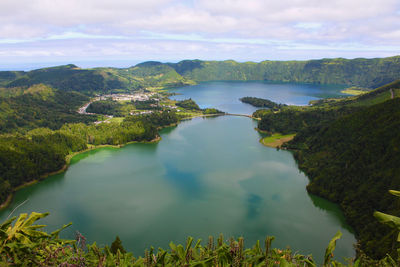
[0,86,96,133]
[0,71,24,86]
[110,236,126,254]
[257,106,358,134]
[176,99,201,110]
[8,65,101,92]
[86,100,122,115]
[203,108,224,115]
[0,129,87,203]
[125,111,179,128]
[133,99,161,110]
[283,98,400,259]
[240,96,286,109]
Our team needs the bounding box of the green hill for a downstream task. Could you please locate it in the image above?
[5,64,133,94]
[0,84,96,133]
[2,56,400,95]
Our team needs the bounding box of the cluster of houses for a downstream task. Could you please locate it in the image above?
[78,91,182,123]
[97,93,154,102]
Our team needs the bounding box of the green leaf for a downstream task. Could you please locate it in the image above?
[374,211,400,230]
[389,190,400,197]
[0,216,16,231]
[324,231,342,266]
[22,212,49,228]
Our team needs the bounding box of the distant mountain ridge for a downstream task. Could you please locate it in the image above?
[166,56,400,88]
[0,56,399,94]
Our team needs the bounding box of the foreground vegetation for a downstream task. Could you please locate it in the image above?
[4,209,400,266]
[0,211,375,266]
[255,80,400,259]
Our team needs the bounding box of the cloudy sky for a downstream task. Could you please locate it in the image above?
[1,0,400,69]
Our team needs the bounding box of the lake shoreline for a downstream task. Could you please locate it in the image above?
[0,135,162,211]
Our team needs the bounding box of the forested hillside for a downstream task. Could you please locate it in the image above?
[0,84,96,133]
[286,98,400,259]
[2,56,400,95]
[168,56,400,88]
[256,80,400,259]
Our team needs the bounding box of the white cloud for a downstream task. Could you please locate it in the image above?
[0,0,399,64]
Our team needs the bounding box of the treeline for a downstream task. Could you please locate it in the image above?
[257,106,359,134]
[86,100,123,115]
[176,99,201,110]
[0,111,178,205]
[240,96,286,109]
[0,85,96,133]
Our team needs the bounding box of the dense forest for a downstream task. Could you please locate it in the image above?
[175,99,201,110]
[240,96,286,109]
[86,100,123,115]
[286,98,400,259]
[255,81,400,259]
[0,84,96,133]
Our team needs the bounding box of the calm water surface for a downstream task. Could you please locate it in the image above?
[169,81,346,114]
[0,82,355,262]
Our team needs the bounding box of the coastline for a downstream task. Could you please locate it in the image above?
[0,135,162,211]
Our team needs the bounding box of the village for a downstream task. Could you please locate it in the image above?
[77,91,183,124]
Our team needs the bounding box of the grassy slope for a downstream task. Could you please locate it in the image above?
[260,133,295,148]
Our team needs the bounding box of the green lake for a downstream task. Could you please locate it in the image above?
[0,82,355,262]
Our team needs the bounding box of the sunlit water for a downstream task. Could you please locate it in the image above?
[0,82,355,262]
